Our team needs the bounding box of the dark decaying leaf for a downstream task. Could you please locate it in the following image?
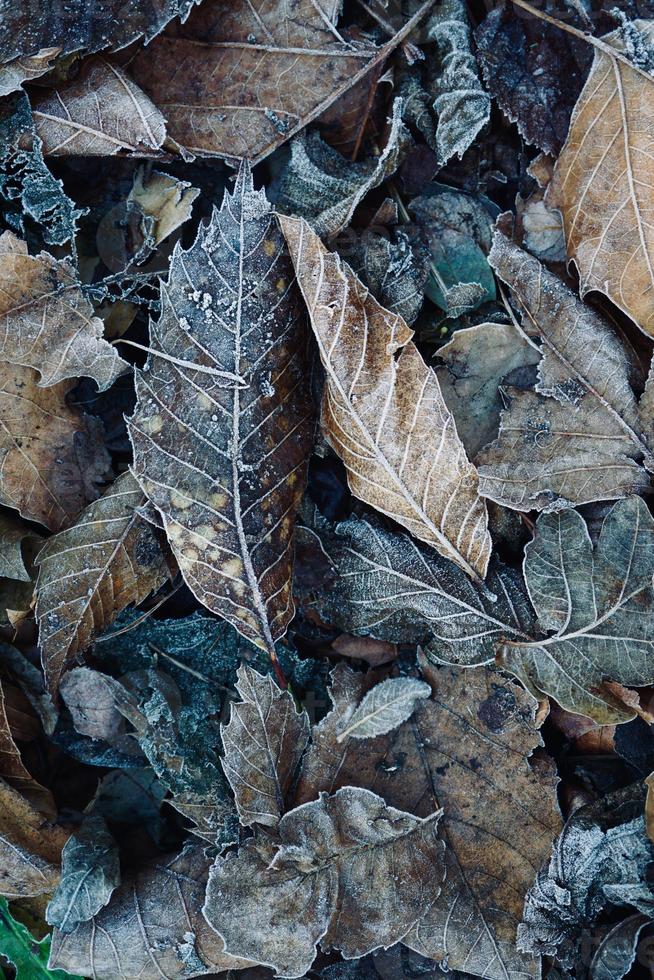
[0,515,41,583]
[296,660,561,980]
[590,914,652,980]
[280,214,492,582]
[204,785,445,978]
[347,226,430,327]
[221,664,310,828]
[49,845,254,979]
[36,471,176,696]
[46,815,120,934]
[129,166,314,665]
[0,679,54,818]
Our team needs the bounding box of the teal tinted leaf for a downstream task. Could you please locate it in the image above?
[46,816,120,934]
[0,898,82,979]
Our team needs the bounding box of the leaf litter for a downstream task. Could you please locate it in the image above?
[0,1,654,978]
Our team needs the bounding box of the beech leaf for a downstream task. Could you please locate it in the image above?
[203,785,445,978]
[280,214,491,582]
[335,676,430,742]
[221,664,310,827]
[128,165,314,660]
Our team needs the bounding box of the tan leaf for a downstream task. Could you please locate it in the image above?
[478,232,652,511]
[0,365,111,531]
[547,21,654,335]
[296,660,562,980]
[0,680,54,819]
[35,471,175,695]
[0,778,69,898]
[0,231,127,390]
[0,514,41,582]
[49,845,254,979]
[280,214,491,582]
[128,166,314,664]
[221,665,310,828]
[128,167,199,247]
[32,58,167,157]
[0,48,61,98]
[127,0,435,162]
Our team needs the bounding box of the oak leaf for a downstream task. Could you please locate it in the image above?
[35,471,175,696]
[129,166,313,664]
[547,21,654,336]
[280,214,491,582]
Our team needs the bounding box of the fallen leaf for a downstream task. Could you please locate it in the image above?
[0,679,53,818]
[127,0,435,162]
[0,897,81,980]
[335,675,430,741]
[0,778,69,898]
[127,167,199,248]
[497,496,654,723]
[477,232,653,511]
[0,515,41,583]
[32,58,167,157]
[203,785,445,977]
[0,231,127,390]
[330,633,398,666]
[49,845,253,979]
[347,225,430,327]
[590,913,652,980]
[35,470,175,696]
[546,20,654,336]
[221,664,310,827]
[59,667,134,750]
[129,166,314,664]
[0,48,61,97]
[296,660,561,979]
[46,815,120,934]
[280,214,491,582]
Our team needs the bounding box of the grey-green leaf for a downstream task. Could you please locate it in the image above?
[46,815,120,934]
[336,677,431,742]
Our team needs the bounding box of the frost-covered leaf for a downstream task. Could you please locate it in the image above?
[0,678,53,817]
[347,226,429,327]
[478,233,653,511]
[269,101,409,238]
[32,58,167,157]
[221,665,310,828]
[46,815,120,934]
[128,0,432,162]
[436,321,541,458]
[0,777,69,898]
[280,214,491,582]
[0,231,127,389]
[427,0,490,162]
[475,5,590,156]
[36,471,175,696]
[335,676,430,741]
[49,845,253,980]
[0,514,41,583]
[590,913,651,980]
[497,496,654,723]
[296,660,561,980]
[60,667,135,751]
[203,785,445,978]
[301,512,535,662]
[0,898,82,980]
[547,20,654,336]
[519,786,654,966]
[129,166,313,663]
[0,93,80,247]
[127,168,199,250]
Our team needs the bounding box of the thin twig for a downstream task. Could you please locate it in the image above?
[95,581,183,642]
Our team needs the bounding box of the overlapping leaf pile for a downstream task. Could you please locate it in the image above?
[1,0,654,978]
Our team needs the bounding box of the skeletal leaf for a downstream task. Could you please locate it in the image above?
[547,20,654,336]
[269,101,409,239]
[296,661,561,980]
[497,496,654,723]
[128,0,433,162]
[0,231,127,390]
[32,58,167,157]
[336,676,430,742]
[0,366,111,532]
[478,233,652,511]
[0,92,80,247]
[203,785,445,977]
[46,815,120,934]
[49,845,253,979]
[36,471,175,696]
[221,665,310,828]
[436,321,541,458]
[128,166,313,660]
[519,786,654,967]
[280,214,491,582]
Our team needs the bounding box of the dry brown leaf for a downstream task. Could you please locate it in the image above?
[129,167,314,666]
[0,778,69,898]
[35,471,175,696]
[49,845,253,979]
[330,633,398,666]
[547,21,654,336]
[280,214,491,582]
[128,168,199,248]
[221,665,310,828]
[0,231,127,390]
[0,680,54,818]
[0,48,61,98]
[0,365,111,532]
[32,58,167,157]
[296,660,562,980]
[126,0,434,162]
